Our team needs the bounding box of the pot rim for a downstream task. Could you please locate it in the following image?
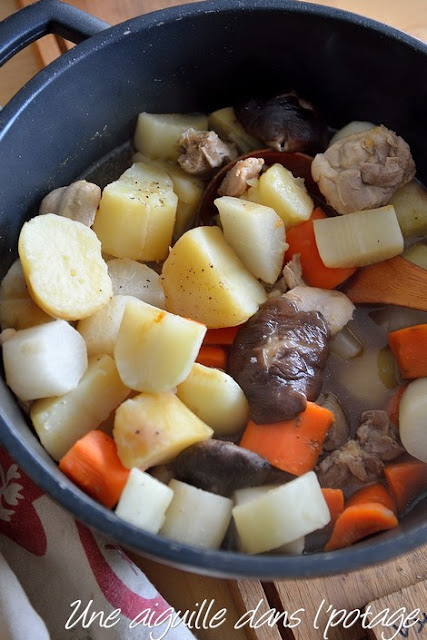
[0,0,426,579]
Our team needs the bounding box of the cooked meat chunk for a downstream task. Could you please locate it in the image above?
[172,439,294,497]
[318,392,350,452]
[234,91,328,153]
[228,297,330,423]
[317,439,384,491]
[317,409,403,493]
[39,180,101,227]
[311,125,415,214]
[282,255,305,290]
[217,157,265,197]
[356,410,404,461]
[178,128,238,175]
[285,285,354,335]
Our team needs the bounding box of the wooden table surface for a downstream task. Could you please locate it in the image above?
[1,2,426,639]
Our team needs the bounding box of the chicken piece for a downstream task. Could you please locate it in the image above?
[316,439,384,492]
[267,255,305,299]
[39,180,101,227]
[282,254,305,290]
[178,128,238,176]
[285,285,354,335]
[217,157,265,197]
[356,410,404,461]
[311,125,416,214]
[228,297,330,423]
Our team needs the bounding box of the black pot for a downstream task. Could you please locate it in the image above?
[0,0,426,579]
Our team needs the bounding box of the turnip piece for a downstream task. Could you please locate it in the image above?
[399,378,427,463]
[2,320,87,402]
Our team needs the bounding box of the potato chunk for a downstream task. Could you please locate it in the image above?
[244,163,314,228]
[115,468,174,533]
[92,162,177,262]
[113,391,213,468]
[77,295,136,357]
[18,213,112,321]
[160,479,233,550]
[134,112,208,161]
[0,259,51,330]
[161,225,267,328]
[107,258,165,308]
[215,196,288,283]
[232,471,330,554]
[114,298,206,392]
[176,363,249,436]
[2,320,87,402]
[31,354,130,461]
[390,179,427,238]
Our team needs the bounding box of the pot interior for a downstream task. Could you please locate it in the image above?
[0,0,426,577]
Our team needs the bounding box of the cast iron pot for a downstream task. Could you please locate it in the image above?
[0,0,426,579]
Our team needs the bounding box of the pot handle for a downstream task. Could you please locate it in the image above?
[0,0,109,67]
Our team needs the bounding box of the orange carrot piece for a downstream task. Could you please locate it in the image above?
[239,401,334,476]
[386,384,408,425]
[388,324,427,378]
[384,458,427,514]
[321,488,344,524]
[346,482,397,514]
[59,430,129,509]
[203,325,241,346]
[324,502,399,551]
[285,207,356,289]
[196,345,228,369]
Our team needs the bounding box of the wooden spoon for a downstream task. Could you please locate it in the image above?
[342,256,427,311]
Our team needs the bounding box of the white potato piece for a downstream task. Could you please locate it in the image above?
[2,320,87,402]
[161,225,267,328]
[313,205,404,268]
[176,363,249,436]
[233,484,305,554]
[19,213,112,321]
[214,196,288,284]
[134,112,208,161]
[114,298,206,392]
[398,378,427,463]
[232,471,330,555]
[244,163,314,228]
[0,259,52,330]
[132,152,204,237]
[208,106,262,153]
[115,468,174,533]
[328,121,375,146]
[113,391,213,469]
[92,162,177,262]
[160,479,233,550]
[390,179,427,238]
[77,295,135,356]
[30,354,130,461]
[107,258,165,308]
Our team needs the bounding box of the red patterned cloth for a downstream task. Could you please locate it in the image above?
[0,445,196,640]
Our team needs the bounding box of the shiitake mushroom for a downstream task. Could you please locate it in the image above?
[234,91,328,154]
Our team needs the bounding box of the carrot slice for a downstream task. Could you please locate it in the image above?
[388,324,427,378]
[386,384,408,425]
[324,502,399,551]
[203,325,241,346]
[384,457,427,514]
[346,482,397,514]
[196,345,228,369]
[59,430,129,508]
[321,488,344,524]
[239,401,334,476]
[284,207,356,289]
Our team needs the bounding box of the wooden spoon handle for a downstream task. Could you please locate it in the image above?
[342,255,427,311]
